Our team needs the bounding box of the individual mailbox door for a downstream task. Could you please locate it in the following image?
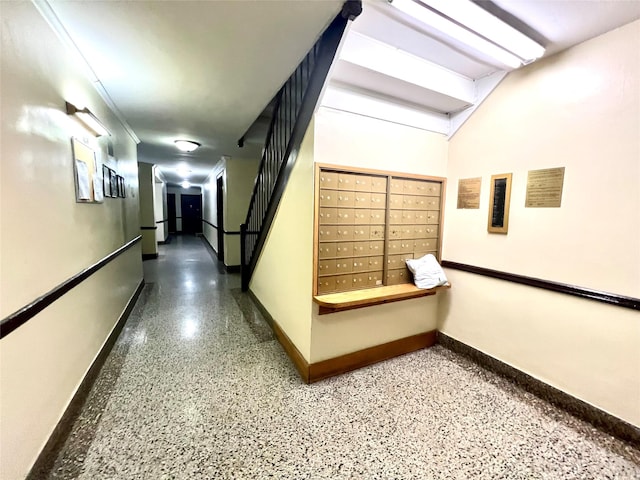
[389,195,403,209]
[389,227,402,239]
[370,176,387,193]
[368,241,384,255]
[334,274,352,291]
[338,173,355,190]
[414,238,437,251]
[352,242,367,256]
[370,226,385,240]
[424,197,440,210]
[351,273,368,289]
[319,190,338,207]
[412,226,428,239]
[335,260,353,274]
[389,210,402,224]
[367,271,384,287]
[336,226,354,241]
[318,260,337,276]
[370,193,386,209]
[387,269,410,285]
[319,207,337,224]
[337,191,355,207]
[368,256,384,271]
[353,209,369,225]
[317,277,335,294]
[353,226,370,242]
[318,226,338,241]
[390,178,403,194]
[337,209,354,224]
[319,172,338,190]
[413,196,429,210]
[354,175,371,192]
[369,210,385,224]
[424,226,438,238]
[335,242,353,257]
[426,211,439,224]
[414,211,428,224]
[318,243,336,259]
[354,192,371,209]
[352,258,368,273]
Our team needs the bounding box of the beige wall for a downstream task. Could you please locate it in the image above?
[441,20,640,426]
[138,162,157,255]
[250,123,316,360]
[154,180,168,243]
[310,108,449,362]
[224,158,261,266]
[0,2,143,478]
[202,157,260,267]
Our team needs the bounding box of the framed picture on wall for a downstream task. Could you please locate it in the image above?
[117,175,125,198]
[109,168,118,198]
[102,164,112,197]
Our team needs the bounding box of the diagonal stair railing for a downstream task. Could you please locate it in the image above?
[240,1,361,291]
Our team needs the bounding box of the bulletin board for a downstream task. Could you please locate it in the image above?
[72,137,103,203]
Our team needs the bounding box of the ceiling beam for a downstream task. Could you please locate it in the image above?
[320,84,450,135]
[339,31,475,105]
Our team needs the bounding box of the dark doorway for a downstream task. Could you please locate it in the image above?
[168,193,177,233]
[181,194,202,235]
[216,175,224,261]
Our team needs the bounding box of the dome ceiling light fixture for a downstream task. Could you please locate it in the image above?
[174,140,201,152]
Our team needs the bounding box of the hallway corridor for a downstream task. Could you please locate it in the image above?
[37,236,639,479]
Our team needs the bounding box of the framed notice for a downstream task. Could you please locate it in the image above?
[71,138,102,203]
[102,164,112,197]
[526,167,565,208]
[487,173,512,234]
[117,175,126,198]
[109,168,118,198]
[457,177,481,209]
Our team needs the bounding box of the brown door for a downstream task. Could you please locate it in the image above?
[168,193,177,233]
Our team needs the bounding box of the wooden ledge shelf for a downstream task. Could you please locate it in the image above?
[313,283,451,314]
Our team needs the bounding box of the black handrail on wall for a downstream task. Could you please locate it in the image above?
[240,2,362,292]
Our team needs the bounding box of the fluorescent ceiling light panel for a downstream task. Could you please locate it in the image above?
[174,140,201,152]
[425,0,545,62]
[389,0,522,69]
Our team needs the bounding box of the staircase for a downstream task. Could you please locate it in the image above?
[240,1,361,291]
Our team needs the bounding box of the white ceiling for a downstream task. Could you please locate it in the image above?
[48,0,343,184]
[44,0,640,185]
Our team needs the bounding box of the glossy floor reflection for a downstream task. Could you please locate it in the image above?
[40,235,639,479]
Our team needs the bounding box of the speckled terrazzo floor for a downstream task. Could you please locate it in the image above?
[38,235,640,479]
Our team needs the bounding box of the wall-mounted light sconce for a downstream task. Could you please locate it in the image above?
[388,0,545,69]
[174,140,201,152]
[65,101,110,137]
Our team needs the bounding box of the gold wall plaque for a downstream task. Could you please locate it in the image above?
[525,167,565,208]
[457,177,481,209]
[487,173,512,234]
